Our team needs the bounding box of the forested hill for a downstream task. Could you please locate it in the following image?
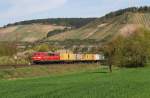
[4,18,97,28]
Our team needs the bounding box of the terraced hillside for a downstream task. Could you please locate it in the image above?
[0,18,96,42]
[0,7,150,43]
[47,12,150,43]
[0,24,65,42]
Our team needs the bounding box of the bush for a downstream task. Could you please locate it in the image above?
[33,44,49,52]
[47,29,67,38]
[103,28,150,67]
[0,42,17,56]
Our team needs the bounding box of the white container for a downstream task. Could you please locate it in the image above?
[95,54,100,60]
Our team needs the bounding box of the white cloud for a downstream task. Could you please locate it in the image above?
[0,0,67,18]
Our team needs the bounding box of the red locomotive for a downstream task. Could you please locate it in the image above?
[32,52,60,64]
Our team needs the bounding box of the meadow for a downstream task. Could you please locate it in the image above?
[0,65,150,98]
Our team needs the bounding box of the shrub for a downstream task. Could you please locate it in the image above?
[103,28,150,68]
[33,44,49,52]
[0,42,17,56]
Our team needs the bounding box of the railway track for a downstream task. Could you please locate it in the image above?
[0,61,103,69]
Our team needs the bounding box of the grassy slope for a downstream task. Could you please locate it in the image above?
[0,66,150,98]
[0,24,65,42]
[0,64,99,80]
[48,12,150,43]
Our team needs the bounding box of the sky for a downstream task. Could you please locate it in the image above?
[0,0,150,26]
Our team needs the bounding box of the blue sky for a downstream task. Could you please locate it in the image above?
[0,0,150,26]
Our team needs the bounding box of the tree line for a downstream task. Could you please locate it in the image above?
[105,6,150,18]
[4,18,97,28]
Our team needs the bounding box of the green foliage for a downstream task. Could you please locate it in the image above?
[103,28,150,67]
[47,29,68,37]
[0,64,98,79]
[0,56,29,65]
[0,42,17,56]
[0,57,15,65]
[1,67,150,98]
[33,44,49,52]
[0,42,34,65]
[32,44,60,52]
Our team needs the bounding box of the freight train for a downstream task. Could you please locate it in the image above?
[31,52,104,64]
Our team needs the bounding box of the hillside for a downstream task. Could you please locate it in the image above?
[0,18,96,42]
[0,7,150,43]
[0,24,65,42]
[47,7,150,43]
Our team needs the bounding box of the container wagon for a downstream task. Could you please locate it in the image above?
[31,52,104,64]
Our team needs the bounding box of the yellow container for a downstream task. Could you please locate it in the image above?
[89,54,95,60]
[60,53,76,61]
[76,54,83,60]
[69,53,76,60]
[82,54,95,60]
[60,53,68,60]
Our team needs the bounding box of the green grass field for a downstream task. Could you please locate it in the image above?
[0,65,150,98]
